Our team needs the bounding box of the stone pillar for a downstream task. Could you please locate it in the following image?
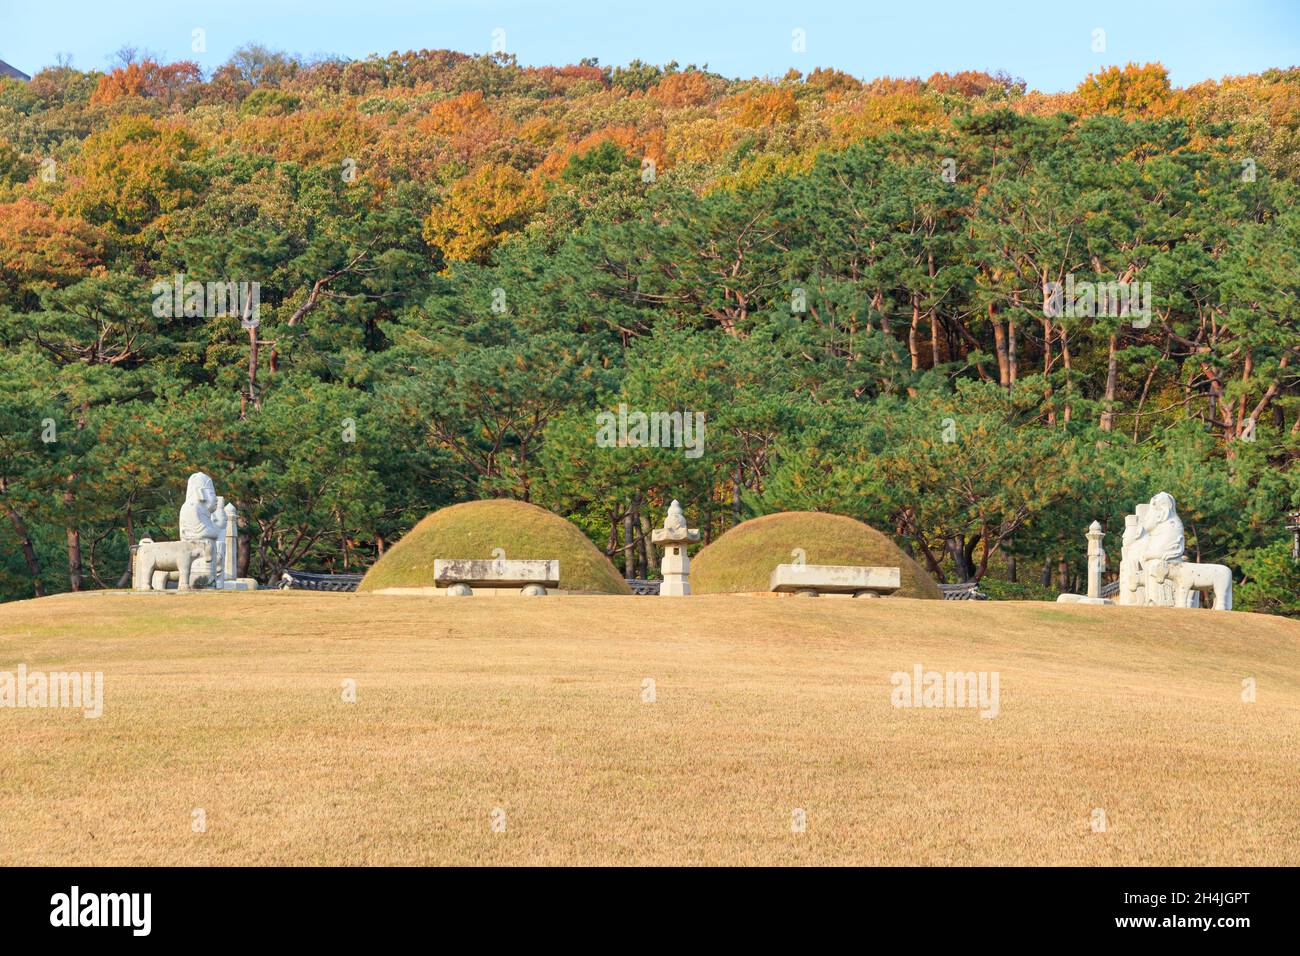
[650,500,700,597]
[1086,520,1105,599]
[224,501,238,583]
[660,543,690,596]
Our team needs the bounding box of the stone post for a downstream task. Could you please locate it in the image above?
[1086,520,1105,599]
[650,500,700,596]
[224,501,238,583]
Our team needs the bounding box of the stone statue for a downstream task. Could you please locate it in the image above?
[663,500,688,535]
[133,538,207,591]
[1118,513,1146,605]
[1137,492,1185,606]
[132,471,254,591]
[1065,493,1233,610]
[1057,521,1114,604]
[1124,493,1232,610]
[179,472,223,588]
[1138,491,1185,562]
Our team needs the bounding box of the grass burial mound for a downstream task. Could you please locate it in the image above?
[0,591,1297,865]
[690,511,942,599]
[358,499,631,595]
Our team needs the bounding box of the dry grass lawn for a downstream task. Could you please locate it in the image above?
[1,590,1297,866]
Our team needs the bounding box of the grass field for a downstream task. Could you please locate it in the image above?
[1,591,1297,866]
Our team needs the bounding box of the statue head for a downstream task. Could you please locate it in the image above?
[185,472,216,511]
[1143,492,1177,531]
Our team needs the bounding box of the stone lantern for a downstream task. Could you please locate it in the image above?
[651,500,699,596]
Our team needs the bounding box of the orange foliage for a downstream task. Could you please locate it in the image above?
[927,71,1003,97]
[91,60,202,105]
[806,68,862,94]
[650,72,719,108]
[1075,63,1173,116]
[234,108,374,166]
[830,91,946,143]
[0,199,105,290]
[733,88,801,127]
[538,126,667,180]
[416,92,516,166]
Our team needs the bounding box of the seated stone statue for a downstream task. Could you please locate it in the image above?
[1138,492,1185,606]
[1133,492,1232,611]
[132,471,235,591]
[179,472,224,588]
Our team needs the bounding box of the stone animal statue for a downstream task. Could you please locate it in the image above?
[133,537,209,591]
[1151,559,1234,611]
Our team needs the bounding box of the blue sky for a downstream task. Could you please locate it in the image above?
[3,0,1297,92]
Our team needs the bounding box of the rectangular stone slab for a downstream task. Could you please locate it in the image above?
[769,563,901,594]
[434,559,559,588]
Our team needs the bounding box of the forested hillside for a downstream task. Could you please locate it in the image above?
[0,49,1296,610]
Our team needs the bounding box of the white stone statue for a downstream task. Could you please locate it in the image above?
[651,500,700,596]
[1124,493,1231,610]
[1166,561,1233,610]
[132,471,255,591]
[223,500,239,581]
[1119,513,1146,605]
[1063,493,1233,610]
[133,538,207,591]
[1085,520,1106,599]
[180,472,223,588]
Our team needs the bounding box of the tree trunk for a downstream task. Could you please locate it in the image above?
[1007,314,1018,387]
[238,521,251,578]
[246,323,260,414]
[114,509,135,588]
[66,524,83,592]
[1041,314,1056,426]
[1059,326,1073,424]
[906,295,921,396]
[946,535,974,582]
[1100,333,1119,432]
[991,306,1010,388]
[1,496,44,597]
[623,509,635,578]
[639,511,655,580]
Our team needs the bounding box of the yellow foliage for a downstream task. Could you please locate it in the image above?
[421,163,543,264]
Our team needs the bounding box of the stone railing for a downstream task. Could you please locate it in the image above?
[279,570,361,592]
[939,582,988,601]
